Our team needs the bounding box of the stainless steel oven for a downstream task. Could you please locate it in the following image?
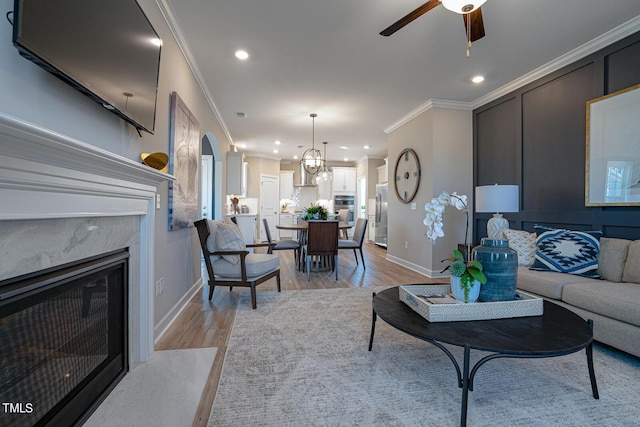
[334,195,355,224]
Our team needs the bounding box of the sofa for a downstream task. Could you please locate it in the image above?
[503,229,640,358]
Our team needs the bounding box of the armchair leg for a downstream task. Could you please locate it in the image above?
[335,255,339,280]
[250,284,257,309]
[208,283,215,300]
[276,271,281,292]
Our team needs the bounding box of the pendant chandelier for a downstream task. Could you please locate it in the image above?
[314,141,332,183]
[301,113,325,175]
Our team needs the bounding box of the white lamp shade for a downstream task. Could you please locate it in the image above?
[441,0,487,14]
[475,185,519,213]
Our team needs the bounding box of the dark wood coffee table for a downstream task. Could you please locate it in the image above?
[369,286,599,427]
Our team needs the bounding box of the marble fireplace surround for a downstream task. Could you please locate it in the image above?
[0,112,173,369]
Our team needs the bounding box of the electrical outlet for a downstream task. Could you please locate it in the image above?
[410,202,416,210]
[405,241,408,249]
[156,194,161,210]
[155,278,165,296]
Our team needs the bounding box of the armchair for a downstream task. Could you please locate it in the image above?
[194,219,281,309]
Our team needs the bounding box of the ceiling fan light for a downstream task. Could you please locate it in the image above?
[441,0,486,14]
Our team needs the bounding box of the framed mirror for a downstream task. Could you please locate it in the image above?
[586,83,640,206]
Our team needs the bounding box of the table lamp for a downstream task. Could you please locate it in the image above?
[475,184,519,239]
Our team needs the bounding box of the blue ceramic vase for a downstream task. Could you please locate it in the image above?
[472,238,518,302]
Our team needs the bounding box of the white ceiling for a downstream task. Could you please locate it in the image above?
[162,0,640,163]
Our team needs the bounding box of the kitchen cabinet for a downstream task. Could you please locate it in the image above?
[278,214,294,239]
[226,214,256,246]
[279,171,294,200]
[317,179,331,200]
[377,163,388,184]
[331,167,356,194]
[227,151,246,196]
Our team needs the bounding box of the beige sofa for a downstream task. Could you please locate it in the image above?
[516,237,640,358]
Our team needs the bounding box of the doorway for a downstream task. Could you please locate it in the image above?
[201,133,222,220]
[259,174,279,241]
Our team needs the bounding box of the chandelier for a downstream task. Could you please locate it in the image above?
[314,141,332,183]
[301,113,325,175]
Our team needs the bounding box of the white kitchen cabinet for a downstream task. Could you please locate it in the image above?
[317,179,332,200]
[377,163,388,184]
[279,171,294,200]
[226,151,245,195]
[278,214,293,239]
[331,167,356,194]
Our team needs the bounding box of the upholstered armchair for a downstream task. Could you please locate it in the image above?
[194,219,280,309]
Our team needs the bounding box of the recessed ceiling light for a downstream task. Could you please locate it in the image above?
[343,157,349,162]
[237,143,247,149]
[339,146,349,150]
[364,145,370,149]
[235,50,249,60]
[293,155,298,160]
[471,75,485,84]
[274,140,281,145]
[273,149,279,154]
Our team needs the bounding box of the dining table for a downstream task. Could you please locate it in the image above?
[276,221,352,271]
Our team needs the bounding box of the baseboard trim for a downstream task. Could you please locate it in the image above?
[384,254,448,279]
[153,278,204,345]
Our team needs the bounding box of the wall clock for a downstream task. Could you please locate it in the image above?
[393,148,421,204]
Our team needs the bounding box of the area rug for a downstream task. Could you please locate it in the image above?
[86,347,217,427]
[208,287,640,427]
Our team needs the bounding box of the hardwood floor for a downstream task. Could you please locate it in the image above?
[155,242,446,427]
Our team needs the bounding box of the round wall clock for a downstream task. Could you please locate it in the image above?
[393,148,421,204]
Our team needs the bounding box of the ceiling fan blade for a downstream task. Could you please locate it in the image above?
[380,0,441,37]
[463,7,485,42]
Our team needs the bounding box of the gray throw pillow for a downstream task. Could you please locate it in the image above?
[215,222,246,265]
[622,240,640,284]
[598,237,631,283]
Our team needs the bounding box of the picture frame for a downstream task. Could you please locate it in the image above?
[168,92,201,230]
[585,83,640,206]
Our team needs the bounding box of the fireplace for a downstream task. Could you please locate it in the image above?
[0,113,172,424]
[0,250,128,426]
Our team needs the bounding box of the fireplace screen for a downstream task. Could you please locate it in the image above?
[0,250,128,426]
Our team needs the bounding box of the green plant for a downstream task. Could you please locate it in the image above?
[441,249,487,302]
[301,204,329,220]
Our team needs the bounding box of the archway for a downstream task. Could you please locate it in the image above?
[201,132,223,220]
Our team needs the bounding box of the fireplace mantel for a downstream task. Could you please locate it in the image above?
[0,112,174,366]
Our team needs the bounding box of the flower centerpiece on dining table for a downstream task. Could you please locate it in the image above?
[423,191,487,303]
[301,203,329,221]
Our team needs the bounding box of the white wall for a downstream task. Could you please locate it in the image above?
[386,105,472,277]
[0,0,232,339]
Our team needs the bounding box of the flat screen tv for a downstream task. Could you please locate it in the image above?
[12,0,162,134]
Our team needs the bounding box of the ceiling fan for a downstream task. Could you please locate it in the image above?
[380,0,487,56]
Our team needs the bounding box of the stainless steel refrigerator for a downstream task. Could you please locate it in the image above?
[375,183,388,247]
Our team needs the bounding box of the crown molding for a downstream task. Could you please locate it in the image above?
[155,0,234,145]
[384,99,472,134]
[471,15,640,109]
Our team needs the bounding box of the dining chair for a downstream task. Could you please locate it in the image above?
[337,208,351,238]
[262,218,301,265]
[303,220,339,281]
[338,217,368,269]
[194,219,280,309]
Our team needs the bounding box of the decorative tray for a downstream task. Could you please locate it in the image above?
[399,284,543,322]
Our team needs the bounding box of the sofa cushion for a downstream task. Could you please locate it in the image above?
[215,222,246,264]
[211,253,279,279]
[530,226,601,278]
[517,266,599,300]
[502,229,536,266]
[562,281,640,327]
[598,237,631,282]
[622,240,640,284]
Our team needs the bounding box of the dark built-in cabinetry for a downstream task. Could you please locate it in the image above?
[473,31,640,242]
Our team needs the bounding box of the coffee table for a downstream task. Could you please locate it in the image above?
[369,286,599,427]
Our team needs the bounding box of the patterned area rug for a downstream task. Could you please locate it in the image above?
[209,287,640,427]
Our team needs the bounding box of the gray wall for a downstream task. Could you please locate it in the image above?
[0,0,232,338]
[473,31,640,241]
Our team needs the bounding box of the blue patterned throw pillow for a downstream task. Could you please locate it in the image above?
[530,226,602,278]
